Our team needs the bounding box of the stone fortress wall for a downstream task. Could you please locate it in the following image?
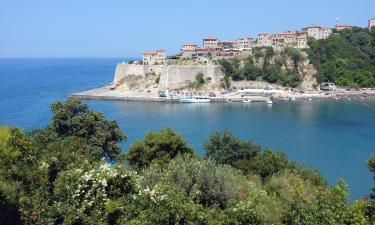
[113,64,224,89]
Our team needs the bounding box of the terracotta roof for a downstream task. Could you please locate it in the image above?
[369,17,375,21]
[143,51,157,55]
[203,36,217,40]
[336,24,352,27]
[143,49,164,55]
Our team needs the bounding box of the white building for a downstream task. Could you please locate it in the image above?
[369,18,375,31]
[302,25,332,40]
[256,33,272,47]
[203,36,218,48]
[272,31,297,48]
[180,43,198,59]
[142,49,166,65]
[235,37,253,50]
[296,32,308,49]
[335,24,352,31]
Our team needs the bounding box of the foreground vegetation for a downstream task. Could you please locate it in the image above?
[0,98,374,225]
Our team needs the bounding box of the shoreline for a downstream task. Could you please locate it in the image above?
[69,85,375,103]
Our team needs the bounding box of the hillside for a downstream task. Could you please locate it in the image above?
[217,28,375,90]
[306,27,375,87]
[216,47,318,90]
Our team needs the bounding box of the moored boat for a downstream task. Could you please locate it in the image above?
[179,96,210,103]
[242,99,252,103]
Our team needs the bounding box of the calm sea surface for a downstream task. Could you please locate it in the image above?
[0,58,374,200]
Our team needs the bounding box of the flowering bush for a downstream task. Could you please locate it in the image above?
[53,160,137,224]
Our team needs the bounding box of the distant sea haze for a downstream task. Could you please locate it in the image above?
[0,58,374,201]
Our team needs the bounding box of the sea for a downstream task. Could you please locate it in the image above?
[0,58,374,201]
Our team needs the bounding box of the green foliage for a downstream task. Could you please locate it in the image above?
[125,128,193,169]
[234,149,289,180]
[155,74,160,84]
[306,28,375,86]
[285,47,303,68]
[217,48,302,87]
[243,57,262,80]
[141,157,250,210]
[49,98,125,160]
[204,130,261,165]
[366,154,375,222]
[195,71,205,88]
[1,99,375,224]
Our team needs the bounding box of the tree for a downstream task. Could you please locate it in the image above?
[234,149,289,180]
[365,154,375,222]
[204,130,260,165]
[125,128,193,169]
[49,98,125,160]
[195,72,205,88]
[243,58,261,81]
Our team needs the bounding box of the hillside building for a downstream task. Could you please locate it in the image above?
[335,24,352,31]
[142,49,166,65]
[235,37,253,50]
[296,32,308,49]
[256,33,272,47]
[203,36,219,48]
[369,18,375,31]
[302,25,332,40]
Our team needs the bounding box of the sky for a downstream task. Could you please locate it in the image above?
[0,0,374,58]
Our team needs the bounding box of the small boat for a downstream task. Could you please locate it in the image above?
[277,97,290,102]
[332,95,341,100]
[158,91,167,97]
[242,99,252,103]
[266,99,273,104]
[308,98,312,101]
[179,96,210,103]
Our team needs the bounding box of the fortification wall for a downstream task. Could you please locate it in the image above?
[113,64,224,89]
[113,64,145,84]
[158,65,223,89]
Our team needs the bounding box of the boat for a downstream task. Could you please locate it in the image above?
[242,99,252,103]
[179,96,210,103]
[331,95,341,100]
[276,97,290,102]
[158,91,167,97]
[266,99,273,104]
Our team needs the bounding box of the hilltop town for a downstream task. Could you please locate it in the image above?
[142,18,374,65]
[71,18,375,102]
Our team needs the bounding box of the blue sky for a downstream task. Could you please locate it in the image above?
[0,0,374,58]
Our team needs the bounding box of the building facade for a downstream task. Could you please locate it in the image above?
[369,18,375,31]
[142,50,166,65]
[256,33,272,47]
[203,36,219,48]
[296,32,308,49]
[235,37,253,50]
[302,25,332,40]
[335,24,352,31]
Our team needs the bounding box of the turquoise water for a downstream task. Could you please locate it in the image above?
[0,59,374,200]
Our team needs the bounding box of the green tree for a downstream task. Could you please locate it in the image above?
[48,98,125,160]
[125,128,193,169]
[195,72,205,88]
[204,130,261,165]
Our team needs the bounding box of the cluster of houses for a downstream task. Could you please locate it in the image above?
[142,18,375,65]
